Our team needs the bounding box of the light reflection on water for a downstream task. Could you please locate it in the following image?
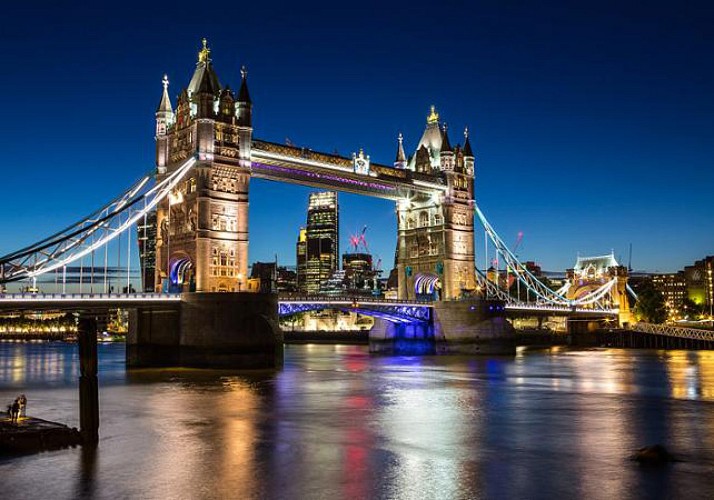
[2,343,714,499]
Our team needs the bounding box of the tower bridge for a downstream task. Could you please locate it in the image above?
[0,39,642,369]
[153,39,476,302]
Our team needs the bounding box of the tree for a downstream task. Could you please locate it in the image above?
[681,298,704,320]
[634,280,667,324]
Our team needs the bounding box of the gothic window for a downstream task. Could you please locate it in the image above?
[230,249,235,256]
[220,219,227,231]
[409,241,418,258]
[434,213,443,226]
[220,253,228,266]
[212,248,218,255]
[419,212,429,228]
[407,217,415,230]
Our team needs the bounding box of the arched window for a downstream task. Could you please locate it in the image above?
[419,212,429,227]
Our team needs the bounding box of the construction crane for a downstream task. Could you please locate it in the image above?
[348,225,369,253]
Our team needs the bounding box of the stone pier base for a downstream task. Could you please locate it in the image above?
[433,300,516,355]
[369,319,435,355]
[369,299,516,356]
[128,293,283,369]
[567,319,601,346]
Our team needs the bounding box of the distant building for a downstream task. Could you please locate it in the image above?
[319,269,348,296]
[296,228,307,293]
[523,261,542,277]
[137,210,157,292]
[304,192,339,294]
[277,266,297,293]
[684,256,714,313]
[342,252,377,294]
[652,272,687,313]
[248,262,298,293]
[248,261,276,293]
[651,256,714,320]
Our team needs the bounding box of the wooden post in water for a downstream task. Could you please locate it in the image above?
[78,316,99,445]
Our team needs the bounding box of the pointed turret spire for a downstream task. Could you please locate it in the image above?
[440,123,453,153]
[463,127,474,157]
[236,65,253,127]
[395,132,407,164]
[155,74,174,137]
[238,65,252,104]
[156,74,173,114]
[187,38,221,96]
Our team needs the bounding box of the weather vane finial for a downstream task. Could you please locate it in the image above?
[198,38,211,64]
[162,74,169,91]
[427,105,439,124]
[241,65,247,79]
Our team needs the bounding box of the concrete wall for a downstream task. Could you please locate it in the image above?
[127,292,283,369]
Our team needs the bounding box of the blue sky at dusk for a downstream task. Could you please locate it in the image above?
[0,1,712,273]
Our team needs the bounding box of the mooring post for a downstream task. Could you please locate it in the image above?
[78,315,99,445]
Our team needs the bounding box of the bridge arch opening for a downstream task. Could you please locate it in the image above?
[169,256,194,293]
[414,273,440,301]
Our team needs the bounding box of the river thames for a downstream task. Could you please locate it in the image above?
[2,342,714,499]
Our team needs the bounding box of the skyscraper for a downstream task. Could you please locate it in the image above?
[304,192,339,294]
[296,227,307,293]
[137,209,157,292]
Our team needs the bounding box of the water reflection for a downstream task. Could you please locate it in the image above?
[2,344,714,499]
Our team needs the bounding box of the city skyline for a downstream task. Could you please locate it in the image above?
[0,2,712,274]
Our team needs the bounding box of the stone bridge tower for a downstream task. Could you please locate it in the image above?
[566,254,633,326]
[396,107,476,301]
[154,39,252,292]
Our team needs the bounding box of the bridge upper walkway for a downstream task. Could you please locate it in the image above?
[251,139,447,200]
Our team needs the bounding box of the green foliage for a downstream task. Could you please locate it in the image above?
[681,298,704,319]
[634,280,668,324]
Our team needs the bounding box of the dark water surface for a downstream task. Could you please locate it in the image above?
[2,342,714,499]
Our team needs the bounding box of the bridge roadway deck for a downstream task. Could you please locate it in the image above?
[505,303,619,317]
[0,293,181,311]
[0,293,432,312]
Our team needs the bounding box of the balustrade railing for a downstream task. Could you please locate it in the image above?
[0,292,181,301]
[631,322,714,342]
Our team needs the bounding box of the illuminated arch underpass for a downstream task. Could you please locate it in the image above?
[278,299,432,324]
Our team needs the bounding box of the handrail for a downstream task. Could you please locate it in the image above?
[631,322,714,342]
